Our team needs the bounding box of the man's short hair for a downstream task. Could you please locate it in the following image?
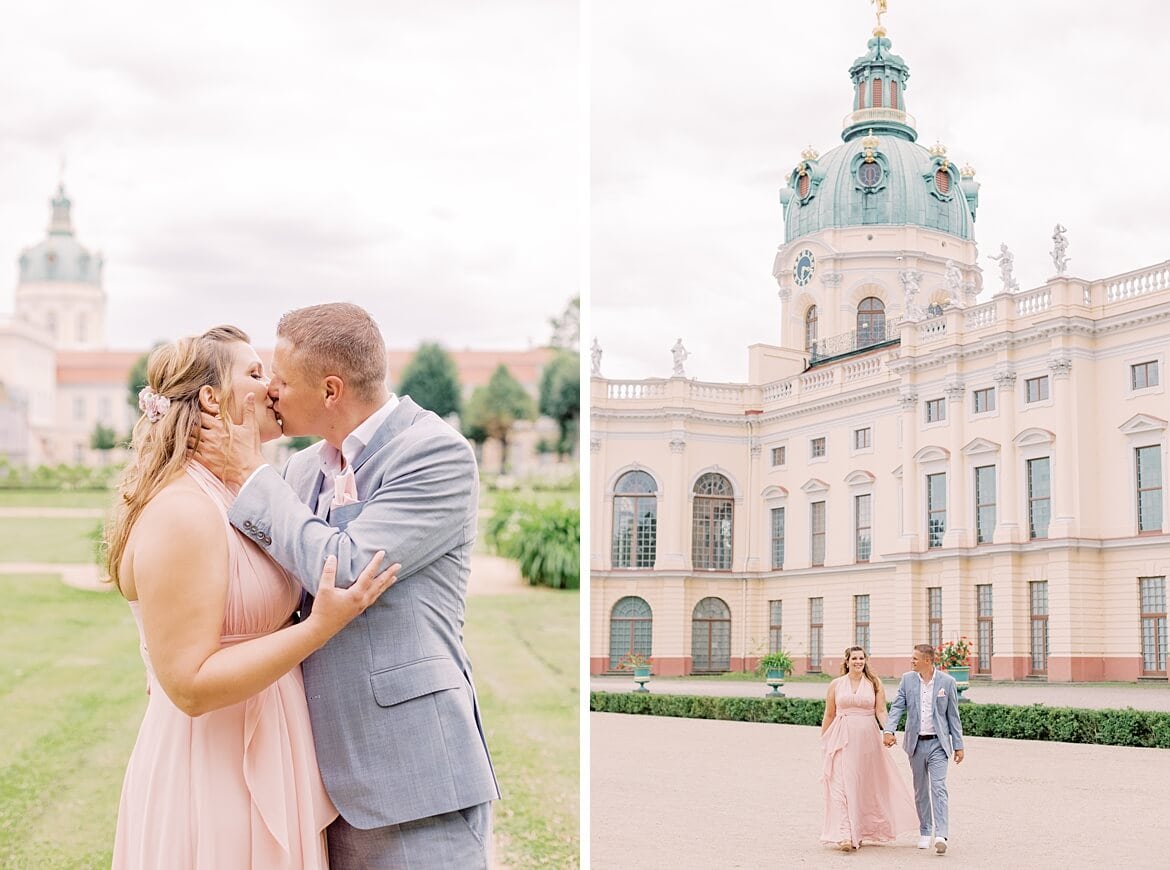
[913,643,936,658]
[277,303,387,401]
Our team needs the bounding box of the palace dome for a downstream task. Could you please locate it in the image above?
[779,33,979,245]
[18,184,104,286]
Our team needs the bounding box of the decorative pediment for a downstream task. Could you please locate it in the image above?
[761,485,789,500]
[1119,414,1168,435]
[962,437,1001,456]
[891,465,903,479]
[844,470,876,486]
[913,445,951,463]
[801,478,830,494]
[1013,427,1056,448]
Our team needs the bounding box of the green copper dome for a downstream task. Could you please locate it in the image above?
[18,184,104,286]
[779,34,979,245]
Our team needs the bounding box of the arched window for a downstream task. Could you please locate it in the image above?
[609,596,652,670]
[692,473,733,570]
[691,597,731,673]
[889,80,899,110]
[935,167,951,194]
[804,305,818,352]
[612,470,657,569]
[871,78,883,108]
[856,297,886,345]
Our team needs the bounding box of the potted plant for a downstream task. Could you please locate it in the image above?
[616,652,653,692]
[937,637,973,703]
[757,650,794,698]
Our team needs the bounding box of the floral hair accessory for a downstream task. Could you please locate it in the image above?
[138,387,172,423]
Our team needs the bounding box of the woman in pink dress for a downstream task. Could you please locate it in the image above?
[820,646,918,852]
[106,325,399,869]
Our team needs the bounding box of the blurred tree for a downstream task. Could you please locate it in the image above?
[539,350,580,457]
[397,342,461,419]
[90,422,117,452]
[549,296,580,352]
[462,365,535,473]
[126,342,165,412]
[285,436,320,452]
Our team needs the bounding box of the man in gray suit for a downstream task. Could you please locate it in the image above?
[883,643,965,855]
[196,303,498,867]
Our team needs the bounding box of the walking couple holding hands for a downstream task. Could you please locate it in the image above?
[821,644,966,855]
[107,303,499,868]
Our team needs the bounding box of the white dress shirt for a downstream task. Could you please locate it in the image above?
[315,395,399,507]
[918,669,936,734]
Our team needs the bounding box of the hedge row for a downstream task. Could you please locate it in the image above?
[589,691,1170,749]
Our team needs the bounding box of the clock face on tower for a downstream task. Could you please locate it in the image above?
[793,249,816,286]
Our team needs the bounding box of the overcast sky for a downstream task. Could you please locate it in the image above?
[591,0,1170,383]
[0,0,578,352]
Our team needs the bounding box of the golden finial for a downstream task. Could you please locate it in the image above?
[861,129,880,162]
[871,0,889,37]
[800,145,820,161]
[928,141,948,158]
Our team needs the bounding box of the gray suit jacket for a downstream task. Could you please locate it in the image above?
[883,669,965,758]
[229,396,499,829]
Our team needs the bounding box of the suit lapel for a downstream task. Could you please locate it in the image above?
[353,396,423,475]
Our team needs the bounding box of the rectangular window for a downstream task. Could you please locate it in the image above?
[1132,361,1160,390]
[925,398,946,423]
[1136,445,1163,533]
[853,427,871,450]
[99,396,112,422]
[73,396,85,422]
[927,473,947,548]
[1025,375,1049,403]
[810,501,826,567]
[1139,577,1167,676]
[770,507,786,570]
[976,584,994,673]
[855,494,872,562]
[771,445,786,466]
[769,600,784,654]
[974,465,997,544]
[809,597,824,671]
[1027,457,1051,539]
[928,587,943,650]
[854,594,871,651]
[973,387,996,414]
[1030,581,1049,674]
[810,437,826,458]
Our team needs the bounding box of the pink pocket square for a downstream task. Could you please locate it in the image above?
[332,468,359,507]
[937,689,946,697]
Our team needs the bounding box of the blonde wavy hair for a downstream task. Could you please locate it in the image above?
[839,646,882,696]
[104,325,250,592]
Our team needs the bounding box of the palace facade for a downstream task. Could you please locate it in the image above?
[589,25,1168,682]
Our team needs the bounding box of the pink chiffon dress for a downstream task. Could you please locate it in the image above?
[112,462,337,869]
[820,676,918,848]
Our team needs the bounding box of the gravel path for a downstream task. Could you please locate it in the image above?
[590,712,1169,869]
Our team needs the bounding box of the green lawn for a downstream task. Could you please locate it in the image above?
[0,490,114,509]
[465,589,579,868]
[0,576,144,869]
[0,505,580,870]
[0,518,102,563]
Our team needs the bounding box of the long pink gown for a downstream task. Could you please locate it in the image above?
[820,676,918,848]
[112,462,337,869]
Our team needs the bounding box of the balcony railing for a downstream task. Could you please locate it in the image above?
[808,318,901,365]
[841,108,917,131]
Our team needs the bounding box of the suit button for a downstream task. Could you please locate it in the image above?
[244,520,253,529]
[263,535,273,545]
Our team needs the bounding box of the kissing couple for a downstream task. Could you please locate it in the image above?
[108,302,499,868]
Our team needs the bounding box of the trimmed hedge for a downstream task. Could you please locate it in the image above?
[589,691,1170,749]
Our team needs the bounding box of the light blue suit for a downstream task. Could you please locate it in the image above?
[229,396,499,867]
[884,669,964,838]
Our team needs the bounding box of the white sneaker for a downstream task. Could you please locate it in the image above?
[935,837,948,854]
[918,836,931,849]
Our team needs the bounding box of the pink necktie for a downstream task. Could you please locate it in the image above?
[332,467,359,507]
